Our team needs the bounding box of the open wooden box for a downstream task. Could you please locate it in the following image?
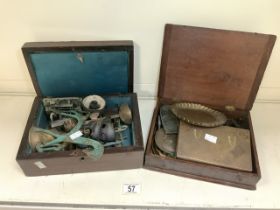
[16,41,144,176]
[144,24,276,190]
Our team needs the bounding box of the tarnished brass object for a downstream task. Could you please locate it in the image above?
[119,104,132,124]
[176,122,252,171]
[155,129,177,157]
[91,118,116,142]
[63,118,77,132]
[160,105,179,134]
[152,141,167,157]
[33,95,133,156]
[30,110,104,159]
[43,97,82,113]
[82,95,106,111]
[28,127,54,151]
[171,103,227,127]
[225,105,236,112]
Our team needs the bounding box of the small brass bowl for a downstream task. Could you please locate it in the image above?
[119,104,132,124]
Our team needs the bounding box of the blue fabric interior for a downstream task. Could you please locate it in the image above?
[30,51,130,97]
[29,95,134,154]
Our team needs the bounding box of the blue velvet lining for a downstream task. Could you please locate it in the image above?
[30,51,129,97]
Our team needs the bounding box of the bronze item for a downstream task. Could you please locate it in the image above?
[43,97,82,114]
[90,112,100,121]
[176,121,252,171]
[50,119,65,128]
[91,118,115,142]
[119,104,132,124]
[171,103,227,127]
[63,118,77,132]
[155,129,177,156]
[82,95,106,112]
[28,127,54,151]
[160,105,179,134]
[152,141,167,157]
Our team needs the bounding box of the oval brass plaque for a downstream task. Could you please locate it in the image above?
[171,103,227,127]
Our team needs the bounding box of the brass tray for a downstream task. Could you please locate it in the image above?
[171,103,227,127]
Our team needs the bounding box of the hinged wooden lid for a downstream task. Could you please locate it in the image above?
[158,24,276,111]
[22,41,134,97]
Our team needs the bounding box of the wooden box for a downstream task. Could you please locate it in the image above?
[144,24,276,190]
[16,41,144,176]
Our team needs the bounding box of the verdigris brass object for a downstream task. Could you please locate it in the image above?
[50,119,65,128]
[176,121,252,171]
[63,118,77,132]
[171,103,227,127]
[32,110,104,160]
[160,105,179,134]
[155,128,177,157]
[43,97,82,114]
[119,104,132,124]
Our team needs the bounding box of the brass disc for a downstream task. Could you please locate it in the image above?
[171,103,227,127]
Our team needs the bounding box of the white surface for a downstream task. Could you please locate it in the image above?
[122,184,141,194]
[0,0,280,100]
[0,96,280,209]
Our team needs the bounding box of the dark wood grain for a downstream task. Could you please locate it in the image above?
[17,41,143,176]
[16,93,144,176]
[18,150,144,176]
[23,41,133,48]
[144,101,260,190]
[144,24,276,190]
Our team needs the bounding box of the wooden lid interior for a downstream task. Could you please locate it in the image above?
[158,24,276,110]
[22,41,134,97]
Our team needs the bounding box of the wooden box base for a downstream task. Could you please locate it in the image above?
[17,93,144,176]
[144,101,261,190]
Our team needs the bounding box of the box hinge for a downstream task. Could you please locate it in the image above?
[225,105,236,112]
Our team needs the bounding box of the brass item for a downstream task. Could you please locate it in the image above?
[63,118,77,132]
[225,105,236,112]
[171,103,227,127]
[119,104,132,124]
[152,142,167,157]
[28,127,54,151]
[50,119,65,128]
[176,122,252,171]
[155,129,177,156]
[43,97,82,114]
[90,112,100,121]
[82,95,106,111]
[91,118,115,142]
[160,105,179,134]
